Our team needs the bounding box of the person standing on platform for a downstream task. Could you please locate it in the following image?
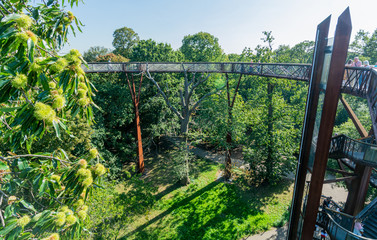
[351,57,362,67]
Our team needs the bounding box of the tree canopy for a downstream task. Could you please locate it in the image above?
[180,32,223,62]
[112,26,139,58]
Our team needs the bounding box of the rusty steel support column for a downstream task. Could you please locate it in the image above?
[340,94,372,216]
[126,74,145,173]
[301,8,352,239]
[287,16,330,240]
[340,94,368,137]
[344,165,372,215]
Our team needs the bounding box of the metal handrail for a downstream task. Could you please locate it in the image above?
[356,196,377,221]
[82,62,313,81]
[329,134,377,167]
[321,209,377,240]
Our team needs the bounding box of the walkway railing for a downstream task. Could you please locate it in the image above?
[82,62,312,81]
[329,134,377,168]
[317,208,376,240]
[342,67,373,97]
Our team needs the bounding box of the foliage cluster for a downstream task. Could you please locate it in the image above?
[0,1,107,239]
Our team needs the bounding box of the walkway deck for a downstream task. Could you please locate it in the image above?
[82,62,312,81]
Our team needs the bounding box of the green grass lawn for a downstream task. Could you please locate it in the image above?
[85,152,293,240]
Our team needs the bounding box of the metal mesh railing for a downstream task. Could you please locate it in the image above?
[329,134,377,168]
[341,67,373,97]
[82,62,312,81]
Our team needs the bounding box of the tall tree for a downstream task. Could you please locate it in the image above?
[364,29,377,64]
[349,30,370,59]
[180,32,223,62]
[112,26,139,58]
[131,39,181,62]
[146,67,225,185]
[223,74,243,180]
[83,46,111,62]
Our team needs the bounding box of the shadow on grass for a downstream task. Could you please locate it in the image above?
[120,180,221,239]
[122,179,292,240]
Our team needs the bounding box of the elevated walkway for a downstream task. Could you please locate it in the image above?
[329,135,377,168]
[82,62,312,81]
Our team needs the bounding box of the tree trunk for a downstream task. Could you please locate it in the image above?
[180,136,191,185]
[224,74,242,181]
[224,130,232,180]
[180,115,190,136]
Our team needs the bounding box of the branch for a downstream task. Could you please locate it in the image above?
[0,3,11,14]
[0,7,5,17]
[35,45,57,58]
[0,195,4,227]
[26,181,46,209]
[179,89,185,107]
[188,72,196,87]
[188,73,210,101]
[190,83,226,115]
[230,74,243,108]
[145,64,183,120]
[226,74,231,107]
[43,192,63,205]
[0,190,8,198]
[1,115,12,130]
[22,89,34,107]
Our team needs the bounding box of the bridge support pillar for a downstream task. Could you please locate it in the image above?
[345,165,372,215]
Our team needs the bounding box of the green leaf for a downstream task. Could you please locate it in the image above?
[17,159,28,171]
[52,119,61,139]
[7,226,21,240]
[0,79,10,89]
[27,39,34,62]
[0,162,8,170]
[39,73,49,91]
[59,149,69,160]
[19,200,37,213]
[33,174,41,192]
[0,221,17,236]
[17,232,32,240]
[1,14,21,23]
[38,180,47,196]
[0,106,20,113]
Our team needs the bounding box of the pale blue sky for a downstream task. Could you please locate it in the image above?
[62,0,377,55]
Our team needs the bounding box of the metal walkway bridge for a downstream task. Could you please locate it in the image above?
[83,62,377,137]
